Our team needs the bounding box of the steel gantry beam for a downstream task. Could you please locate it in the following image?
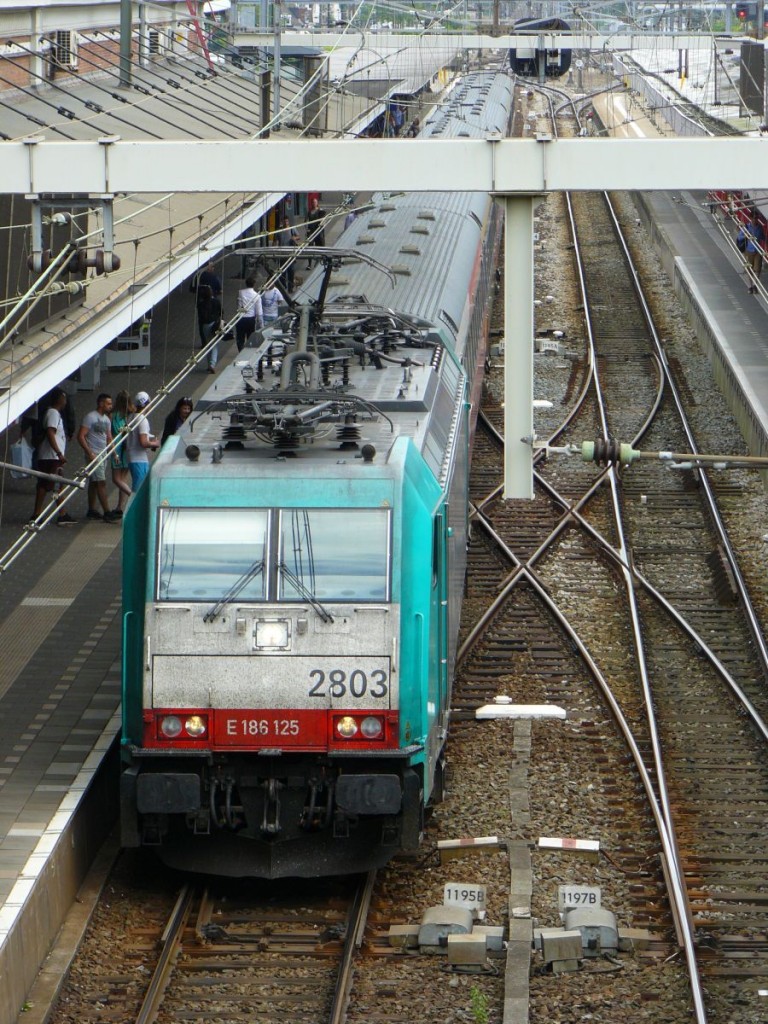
[4,138,768,195]
[244,30,717,51]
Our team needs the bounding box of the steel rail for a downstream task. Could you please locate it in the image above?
[466,506,697,980]
[566,186,693,885]
[471,407,768,744]
[604,190,768,680]
[135,884,195,1024]
[475,205,768,744]
[465,476,708,1020]
[561,183,705,1024]
[555,98,703,1010]
[328,870,376,1024]
[469,92,708,1020]
[533,467,768,743]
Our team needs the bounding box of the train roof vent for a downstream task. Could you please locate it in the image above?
[391,264,412,276]
[379,203,397,212]
[410,225,430,236]
[356,235,375,245]
[368,218,387,228]
[400,243,421,254]
[330,274,351,285]
[440,309,459,334]
[417,210,436,220]
[458,130,470,137]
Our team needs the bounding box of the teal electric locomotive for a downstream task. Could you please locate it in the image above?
[119,71,513,877]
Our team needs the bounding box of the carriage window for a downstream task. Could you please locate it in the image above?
[279,509,390,602]
[157,508,269,602]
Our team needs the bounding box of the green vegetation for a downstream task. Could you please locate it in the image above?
[470,985,489,1024]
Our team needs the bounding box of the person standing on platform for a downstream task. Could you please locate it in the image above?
[307,197,326,247]
[110,390,133,518]
[198,260,222,299]
[261,283,281,324]
[161,397,194,445]
[744,211,766,294]
[236,276,263,351]
[31,387,77,526]
[197,284,223,373]
[126,391,160,493]
[77,393,119,522]
[275,217,298,292]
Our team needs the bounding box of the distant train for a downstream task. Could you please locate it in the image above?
[119,71,514,878]
[509,17,572,79]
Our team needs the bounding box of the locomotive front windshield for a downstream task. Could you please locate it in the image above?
[156,507,390,603]
[157,508,269,602]
[279,508,390,601]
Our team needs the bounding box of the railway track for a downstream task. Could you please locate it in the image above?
[148,874,373,1024]
[54,871,374,1024]
[456,88,768,1021]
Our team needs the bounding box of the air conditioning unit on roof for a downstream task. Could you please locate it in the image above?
[51,30,78,70]
[148,28,173,56]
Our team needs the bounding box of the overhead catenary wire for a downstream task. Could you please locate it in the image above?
[83,30,267,134]
[34,35,215,140]
[1,13,460,408]
[0,69,78,139]
[7,40,171,141]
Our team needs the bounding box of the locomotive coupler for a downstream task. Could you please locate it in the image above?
[301,777,334,831]
[261,777,283,834]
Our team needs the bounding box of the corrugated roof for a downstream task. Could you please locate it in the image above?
[0,25,383,427]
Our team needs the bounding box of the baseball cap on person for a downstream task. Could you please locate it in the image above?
[134,391,150,407]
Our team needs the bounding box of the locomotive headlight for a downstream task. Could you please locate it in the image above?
[360,716,384,739]
[185,715,207,738]
[160,715,183,738]
[336,716,359,738]
[255,619,290,649]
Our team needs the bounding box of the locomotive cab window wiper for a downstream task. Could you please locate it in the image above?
[204,559,264,624]
[278,562,335,623]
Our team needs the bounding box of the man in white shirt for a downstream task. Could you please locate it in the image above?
[32,387,77,526]
[236,276,263,351]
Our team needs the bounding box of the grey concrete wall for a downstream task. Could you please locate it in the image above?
[0,742,118,1024]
